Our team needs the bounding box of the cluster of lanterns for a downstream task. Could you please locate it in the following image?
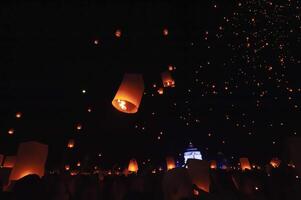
[112,67,176,114]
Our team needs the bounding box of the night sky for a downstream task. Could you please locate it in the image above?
[1,1,300,169]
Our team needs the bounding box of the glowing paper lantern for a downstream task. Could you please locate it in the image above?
[77,162,81,167]
[240,157,251,171]
[157,88,164,95]
[65,165,70,171]
[161,71,175,88]
[128,159,138,173]
[168,65,175,71]
[187,159,210,192]
[16,112,22,118]
[67,139,75,149]
[163,28,169,36]
[3,156,16,168]
[166,157,176,170]
[8,128,14,135]
[270,157,281,168]
[210,160,217,169]
[112,74,144,114]
[9,141,48,181]
[76,123,82,130]
[115,29,122,38]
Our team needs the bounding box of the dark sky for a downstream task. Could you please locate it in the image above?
[0,1,300,169]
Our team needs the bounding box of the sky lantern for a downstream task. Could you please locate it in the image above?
[166,157,176,170]
[115,29,122,38]
[9,141,48,181]
[112,74,144,114]
[210,160,217,169]
[187,159,210,192]
[76,123,82,130]
[3,156,16,168]
[77,161,81,167]
[163,28,169,36]
[67,139,75,149]
[65,165,70,171]
[161,71,175,88]
[16,112,22,118]
[8,128,14,135]
[128,159,139,173]
[270,157,281,168]
[240,157,252,171]
[157,87,164,95]
[168,65,175,71]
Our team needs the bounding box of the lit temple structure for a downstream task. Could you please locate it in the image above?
[184,143,203,164]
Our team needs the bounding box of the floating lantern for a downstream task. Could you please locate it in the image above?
[128,159,139,173]
[115,29,122,38]
[163,28,169,36]
[166,157,176,170]
[9,141,48,181]
[77,162,81,167]
[76,123,82,130]
[16,112,22,118]
[112,74,144,114]
[65,165,70,171]
[157,88,164,95]
[161,71,175,88]
[8,128,14,135]
[210,160,217,169]
[3,156,17,168]
[240,157,251,171]
[187,159,210,192]
[67,139,75,149]
[168,65,175,71]
[270,157,281,168]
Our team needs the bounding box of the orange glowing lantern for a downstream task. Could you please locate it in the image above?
[112,74,144,114]
[9,141,48,181]
[166,157,176,170]
[8,128,14,135]
[16,112,22,118]
[163,28,169,36]
[157,88,164,95]
[128,159,139,173]
[67,139,75,149]
[240,157,251,171]
[76,123,82,130]
[270,157,281,168]
[65,165,70,171]
[187,159,210,192]
[115,29,122,38]
[161,71,175,88]
[77,162,81,167]
[3,156,16,168]
[210,160,217,169]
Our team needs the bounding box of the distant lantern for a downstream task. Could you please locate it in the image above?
[128,159,139,173]
[67,139,75,149]
[270,157,281,168]
[16,112,22,118]
[161,71,175,88]
[240,157,251,171]
[166,157,176,170]
[76,123,82,130]
[77,162,81,167]
[163,28,169,36]
[115,29,122,38]
[65,165,70,171]
[112,74,144,114]
[8,128,14,135]
[157,88,164,95]
[210,160,217,169]
[3,156,17,168]
[168,65,175,71]
[94,39,99,45]
[9,141,48,181]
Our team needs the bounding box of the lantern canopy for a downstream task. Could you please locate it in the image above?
[240,157,251,171]
[112,74,144,114]
[161,71,175,88]
[270,157,281,168]
[9,141,48,181]
[166,157,176,170]
[128,159,139,173]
